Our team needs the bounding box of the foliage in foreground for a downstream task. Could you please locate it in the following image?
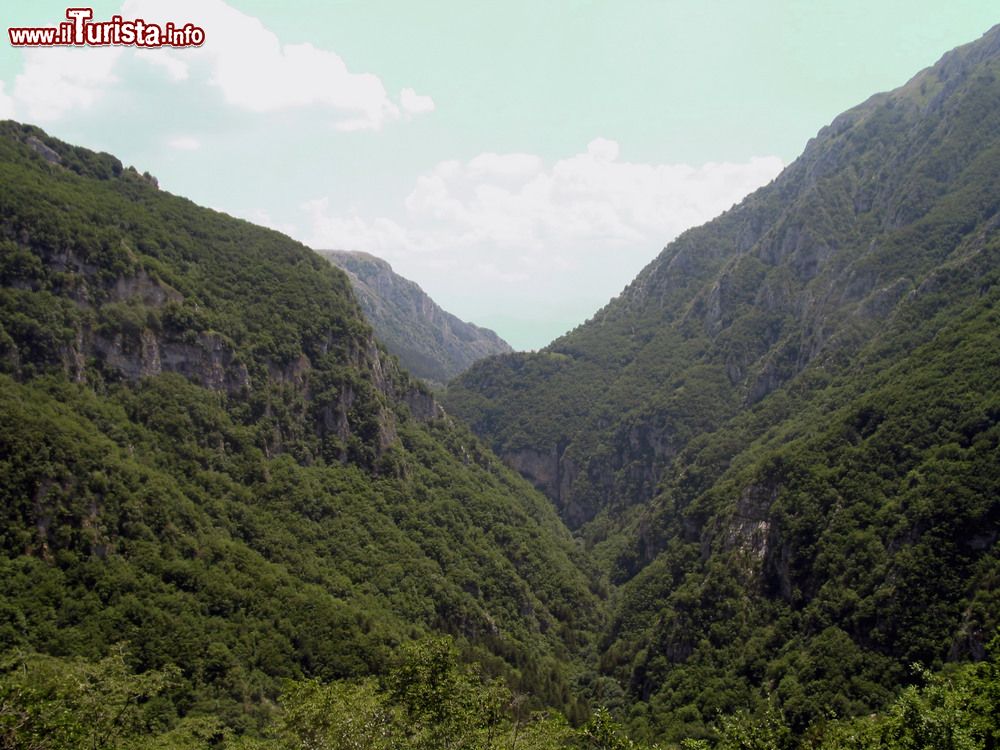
[0,638,633,750]
[3,635,999,750]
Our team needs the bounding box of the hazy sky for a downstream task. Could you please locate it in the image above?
[2,2,997,349]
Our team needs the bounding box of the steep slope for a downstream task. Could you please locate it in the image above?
[321,249,512,387]
[447,25,1000,740]
[0,121,602,728]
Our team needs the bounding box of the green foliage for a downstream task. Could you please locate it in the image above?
[7,637,993,749]
[445,32,1000,745]
[0,645,179,750]
[0,123,604,734]
[0,637,661,750]
[707,635,1000,750]
[238,636,657,750]
[581,708,645,750]
[712,698,793,750]
[273,678,395,750]
[0,367,602,728]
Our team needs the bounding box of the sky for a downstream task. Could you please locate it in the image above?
[2,2,997,350]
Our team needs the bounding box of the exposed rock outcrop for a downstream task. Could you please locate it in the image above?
[321,250,512,386]
[4,238,441,467]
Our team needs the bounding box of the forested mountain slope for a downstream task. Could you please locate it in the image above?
[0,121,602,731]
[321,249,511,387]
[446,24,1000,741]
[3,22,1000,749]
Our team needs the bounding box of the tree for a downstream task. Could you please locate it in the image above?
[0,645,178,750]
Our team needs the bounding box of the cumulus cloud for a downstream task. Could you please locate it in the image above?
[124,0,431,129]
[5,0,432,130]
[587,137,619,162]
[303,199,414,255]
[467,152,542,180]
[11,47,122,121]
[400,87,435,116]
[306,139,783,257]
[302,140,784,347]
[143,53,190,82]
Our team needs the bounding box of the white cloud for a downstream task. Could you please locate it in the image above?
[5,0,431,130]
[302,140,784,347]
[11,47,122,121]
[400,87,435,116]
[167,135,201,151]
[123,0,430,130]
[142,53,190,82]
[587,137,620,162]
[467,152,542,180]
[306,138,783,257]
[303,199,413,253]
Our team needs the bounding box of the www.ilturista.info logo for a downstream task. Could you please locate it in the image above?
[9,7,205,48]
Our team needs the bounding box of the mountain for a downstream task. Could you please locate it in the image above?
[4,23,1000,748]
[321,249,512,387]
[0,121,603,732]
[446,25,1000,741]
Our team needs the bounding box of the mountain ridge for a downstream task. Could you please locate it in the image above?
[321,249,512,387]
[446,22,1000,741]
[0,119,603,728]
[450,22,1000,526]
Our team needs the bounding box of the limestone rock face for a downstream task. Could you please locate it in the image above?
[321,250,512,386]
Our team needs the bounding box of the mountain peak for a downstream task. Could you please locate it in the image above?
[325,248,391,269]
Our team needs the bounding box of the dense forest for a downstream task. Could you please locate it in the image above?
[1,21,1000,750]
[0,120,601,743]
[446,23,1000,745]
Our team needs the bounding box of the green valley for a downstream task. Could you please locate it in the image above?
[2,20,1000,750]
[0,121,602,741]
[447,23,1000,745]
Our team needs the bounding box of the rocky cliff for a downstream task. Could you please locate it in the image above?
[322,250,512,387]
